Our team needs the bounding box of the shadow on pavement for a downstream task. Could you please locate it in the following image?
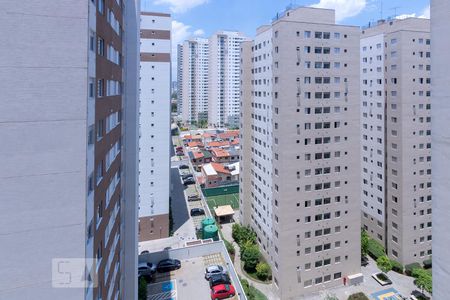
[170,167,190,232]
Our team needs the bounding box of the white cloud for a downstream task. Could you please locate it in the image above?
[395,13,417,20]
[193,29,205,36]
[420,5,430,18]
[395,5,430,20]
[311,0,366,21]
[154,0,208,13]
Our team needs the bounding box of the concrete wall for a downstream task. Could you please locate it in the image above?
[0,1,88,299]
[431,0,450,297]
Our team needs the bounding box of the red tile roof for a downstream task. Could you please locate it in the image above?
[211,148,229,158]
[211,162,230,174]
[187,141,204,148]
[207,141,230,148]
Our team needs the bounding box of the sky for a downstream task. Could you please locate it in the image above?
[141,0,430,78]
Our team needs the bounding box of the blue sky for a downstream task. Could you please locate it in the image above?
[141,0,430,76]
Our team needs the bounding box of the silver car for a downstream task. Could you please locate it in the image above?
[205,265,227,280]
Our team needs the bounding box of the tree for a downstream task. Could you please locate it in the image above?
[324,293,339,300]
[412,268,432,294]
[241,242,260,271]
[138,277,147,300]
[255,262,270,281]
[376,255,393,273]
[361,229,369,257]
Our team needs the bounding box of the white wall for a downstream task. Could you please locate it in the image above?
[0,1,88,299]
[431,0,450,297]
[139,14,171,218]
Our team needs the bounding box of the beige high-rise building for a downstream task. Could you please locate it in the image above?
[360,18,432,266]
[431,0,450,297]
[180,38,209,124]
[240,6,361,299]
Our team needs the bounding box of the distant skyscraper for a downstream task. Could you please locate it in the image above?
[181,38,209,124]
[177,43,183,115]
[209,31,249,128]
[431,0,450,298]
[0,1,140,299]
[240,6,361,298]
[360,18,432,266]
[138,11,172,241]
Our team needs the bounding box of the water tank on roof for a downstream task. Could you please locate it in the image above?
[203,224,219,241]
[201,217,215,230]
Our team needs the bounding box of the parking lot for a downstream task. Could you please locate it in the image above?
[179,167,209,231]
[148,255,238,300]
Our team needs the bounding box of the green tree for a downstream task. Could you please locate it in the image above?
[376,255,393,273]
[242,242,260,271]
[324,294,339,300]
[255,262,270,281]
[361,229,369,257]
[412,268,432,294]
[138,277,147,300]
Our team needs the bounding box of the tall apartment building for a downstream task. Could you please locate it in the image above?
[0,1,139,299]
[177,44,184,115]
[181,38,209,124]
[360,18,432,266]
[240,7,361,298]
[138,12,172,241]
[431,0,450,297]
[209,31,249,128]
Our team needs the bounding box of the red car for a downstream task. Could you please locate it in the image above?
[211,284,235,300]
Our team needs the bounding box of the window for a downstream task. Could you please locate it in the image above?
[98,0,105,14]
[304,31,311,38]
[97,79,104,97]
[97,37,105,56]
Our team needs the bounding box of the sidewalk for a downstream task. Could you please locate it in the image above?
[221,222,277,300]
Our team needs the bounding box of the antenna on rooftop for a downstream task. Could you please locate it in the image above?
[391,6,400,19]
[379,0,383,20]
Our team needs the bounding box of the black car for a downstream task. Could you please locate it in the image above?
[361,256,369,267]
[179,164,189,170]
[188,195,201,201]
[209,273,231,288]
[157,259,181,273]
[183,178,195,186]
[190,208,205,216]
[182,173,193,180]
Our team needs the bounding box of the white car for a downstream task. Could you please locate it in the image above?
[205,265,227,280]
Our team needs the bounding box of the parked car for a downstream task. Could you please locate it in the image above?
[157,259,181,273]
[188,195,201,201]
[179,164,189,170]
[191,208,205,217]
[210,284,235,300]
[205,265,227,280]
[176,151,184,156]
[361,256,369,267]
[182,173,193,180]
[209,273,231,288]
[138,262,156,277]
[176,146,183,151]
[183,178,195,186]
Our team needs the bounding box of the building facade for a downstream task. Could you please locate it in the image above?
[360,18,432,266]
[177,44,183,115]
[0,0,139,299]
[181,38,209,124]
[431,0,450,297]
[240,7,361,298]
[138,11,172,241]
[209,31,249,128]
